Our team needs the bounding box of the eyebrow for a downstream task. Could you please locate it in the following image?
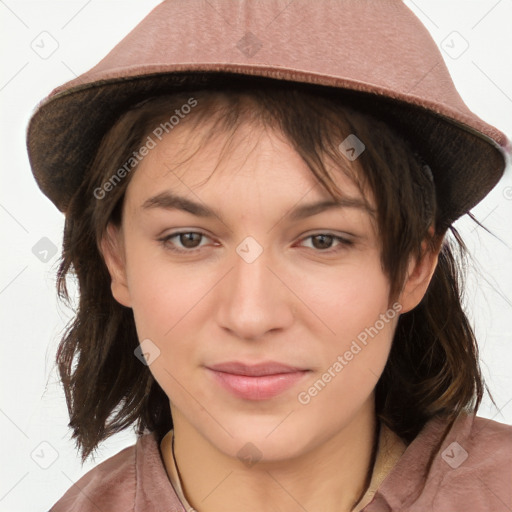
[141,191,375,222]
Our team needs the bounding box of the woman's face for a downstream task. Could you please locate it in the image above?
[104,117,420,461]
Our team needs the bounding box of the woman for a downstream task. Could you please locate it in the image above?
[26,1,512,511]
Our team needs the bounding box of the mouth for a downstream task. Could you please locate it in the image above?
[205,361,311,400]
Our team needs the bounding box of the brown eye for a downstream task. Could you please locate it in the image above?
[311,234,335,250]
[299,233,353,253]
[179,232,203,248]
[159,231,211,253]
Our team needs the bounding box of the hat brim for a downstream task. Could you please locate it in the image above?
[26,69,507,224]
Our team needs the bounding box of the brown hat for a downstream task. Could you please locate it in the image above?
[26,0,509,224]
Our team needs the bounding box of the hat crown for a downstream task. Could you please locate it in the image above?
[56,0,468,119]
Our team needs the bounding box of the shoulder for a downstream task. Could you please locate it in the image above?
[49,432,177,512]
[370,414,512,512]
[462,415,512,465]
[430,415,512,511]
[50,437,139,512]
[438,414,512,475]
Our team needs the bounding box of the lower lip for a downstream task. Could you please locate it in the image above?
[206,368,310,400]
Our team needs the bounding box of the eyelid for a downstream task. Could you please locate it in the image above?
[158,229,216,253]
[296,231,354,251]
[158,229,355,255]
[298,229,355,241]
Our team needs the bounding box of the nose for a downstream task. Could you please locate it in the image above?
[215,246,296,341]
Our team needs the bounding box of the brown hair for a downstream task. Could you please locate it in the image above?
[56,79,489,463]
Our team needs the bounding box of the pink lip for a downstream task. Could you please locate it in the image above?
[206,361,310,400]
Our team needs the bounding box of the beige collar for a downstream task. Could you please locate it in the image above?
[352,422,407,510]
[161,423,407,512]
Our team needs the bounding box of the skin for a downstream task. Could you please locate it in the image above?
[101,116,439,512]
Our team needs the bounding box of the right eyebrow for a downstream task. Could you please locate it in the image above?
[142,191,222,219]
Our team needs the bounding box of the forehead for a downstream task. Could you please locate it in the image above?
[124,115,373,213]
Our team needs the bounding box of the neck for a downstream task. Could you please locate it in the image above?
[168,397,379,512]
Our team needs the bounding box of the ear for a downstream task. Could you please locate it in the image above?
[100,222,132,308]
[398,229,442,314]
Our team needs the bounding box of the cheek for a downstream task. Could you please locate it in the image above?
[123,238,221,407]
[293,254,393,344]
[123,236,206,339]
[124,246,209,404]
[293,256,395,399]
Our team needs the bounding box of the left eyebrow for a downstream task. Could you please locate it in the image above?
[286,197,376,221]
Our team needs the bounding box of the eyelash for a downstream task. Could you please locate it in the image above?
[158,231,354,255]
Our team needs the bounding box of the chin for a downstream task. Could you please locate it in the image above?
[207,412,321,463]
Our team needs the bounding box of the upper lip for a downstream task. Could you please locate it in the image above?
[206,361,308,377]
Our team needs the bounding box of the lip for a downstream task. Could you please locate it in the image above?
[205,361,310,400]
[207,361,307,376]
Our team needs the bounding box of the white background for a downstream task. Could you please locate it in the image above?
[1,1,511,511]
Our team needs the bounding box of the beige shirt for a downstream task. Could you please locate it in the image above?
[160,423,407,512]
